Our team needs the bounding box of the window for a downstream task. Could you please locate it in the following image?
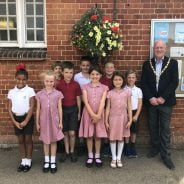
[0,0,46,48]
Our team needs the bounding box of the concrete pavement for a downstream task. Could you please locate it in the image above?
[0,147,184,184]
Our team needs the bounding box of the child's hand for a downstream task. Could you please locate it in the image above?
[14,121,22,129]
[20,121,27,128]
[92,115,101,124]
[132,115,138,122]
[126,121,132,129]
[59,123,63,129]
[105,122,110,131]
[36,124,40,132]
[78,113,81,121]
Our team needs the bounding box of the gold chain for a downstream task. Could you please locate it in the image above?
[149,58,171,84]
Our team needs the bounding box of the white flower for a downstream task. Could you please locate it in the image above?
[94,26,99,32]
[88,32,94,37]
[108,47,112,50]
[102,52,106,57]
[103,24,107,29]
[107,30,111,35]
[114,23,119,27]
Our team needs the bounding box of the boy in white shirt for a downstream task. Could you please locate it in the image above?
[74,56,91,87]
[124,70,143,158]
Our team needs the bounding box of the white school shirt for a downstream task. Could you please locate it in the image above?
[7,85,35,115]
[125,85,143,110]
[74,72,91,87]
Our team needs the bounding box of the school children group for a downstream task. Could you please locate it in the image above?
[7,56,143,173]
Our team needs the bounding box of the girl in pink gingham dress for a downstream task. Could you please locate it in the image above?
[105,71,132,168]
[79,65,108,168]
[36,71,64,173]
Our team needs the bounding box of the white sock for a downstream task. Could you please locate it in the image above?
[51,156,56,169]
[95,153,100,159]
[26,158,32,166]
[21,158,26,166]
[117,141,124,160]
[51,156,56,163]
[110,142,117,161]
[88,152,93,158]
[44,156,49,168]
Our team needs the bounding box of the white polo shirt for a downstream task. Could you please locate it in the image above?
[7,85,35,115]
[74,72,91,87]
[125,85,143,110]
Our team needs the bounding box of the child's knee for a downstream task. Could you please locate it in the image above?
[69,131,75,137]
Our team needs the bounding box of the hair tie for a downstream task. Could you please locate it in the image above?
[16,64,26,71]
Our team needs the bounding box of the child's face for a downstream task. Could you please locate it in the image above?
[54,66,62,76]
[62,68,74,82]
[104,63,115,77]
[44,75,55,89]
[127,73,137,86]
[80,61,90,73]
[113,75,123,89]
[16,74,27,89]
[90,70,102,83]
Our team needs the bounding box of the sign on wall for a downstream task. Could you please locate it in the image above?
[150,19,184,97]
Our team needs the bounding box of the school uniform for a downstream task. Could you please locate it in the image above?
[56,79,82,132]
[7,85,35,135]
[79,83,108,138]
[100,76,113,90]
[125,85,143,133]
[74,72,91,87]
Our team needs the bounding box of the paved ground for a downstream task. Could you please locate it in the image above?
[0,147,184,184]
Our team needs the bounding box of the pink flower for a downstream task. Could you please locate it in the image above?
[90,15,98,21]
[112,26,119,32]
[102,16,112,22]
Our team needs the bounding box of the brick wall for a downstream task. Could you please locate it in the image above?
[0,0,184,147]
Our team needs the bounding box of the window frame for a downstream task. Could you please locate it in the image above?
[0,0,47,48]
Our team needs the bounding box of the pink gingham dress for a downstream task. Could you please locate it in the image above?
[79,83,108,138]
[36,89,64,144]
[107,88,131,141]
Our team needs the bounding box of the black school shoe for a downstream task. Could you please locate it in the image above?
[23,163,32,172]
[17,164,25,172]
[42,162,50,173]
[70,152,78,162]
[59,152,70,162]
[95,158,103,168]
[50,163,57,174]
[85,158,94,168]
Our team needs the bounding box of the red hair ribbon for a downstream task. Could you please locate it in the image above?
[16,63,26,71]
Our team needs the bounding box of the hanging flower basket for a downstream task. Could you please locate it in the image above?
[71,6,123,60]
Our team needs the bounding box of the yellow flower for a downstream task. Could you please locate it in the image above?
[88,32,94,37]
[118,43,123,50]
[112,40,117,47]
[100,43,104,48]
